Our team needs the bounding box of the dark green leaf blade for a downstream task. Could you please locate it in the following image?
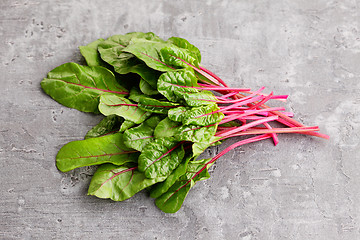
[123,39,174,72]
[41,62,128,113]
[138,138,185,178]
[98,94,151,124]
[79,38,107,67]
[56,133,139,172]
[150,155,192,199]
[155,158,213,213]
[85,115,122,139]
[88,164,167,201]
[138,96,179,114]
[139,78,159,95]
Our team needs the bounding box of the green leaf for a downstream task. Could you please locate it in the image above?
[123,115,162,151]
[192,136,221,157]
[183,91,217,107]
[168,106,190,122]
[154,117,181,138]
[167,36,201,63]
[97,32,162,72]
[56,133,139,172]
[98,33,163,86]
[175,124,218,143]
[155,158,213,213]
[98,94,151,124]
[182,104,224,126]
[128,87,147,102]
[88,164,167,201]
[41,62,128,113]
[150,155,192,198]
[157,69,199,102]
[79,38,108,67]
[139,78,159,95]
[131,65,161,89]
[138,138,185,178]
[119,120,136,132]
[160,46,199,69]
[123,39,175,72]
[138,96,179,114]
[85,115,122,139]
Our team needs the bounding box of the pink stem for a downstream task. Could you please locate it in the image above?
[263,122,279,146]
[217,116,279,137]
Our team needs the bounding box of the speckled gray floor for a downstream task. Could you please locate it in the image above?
[1,0,359,239]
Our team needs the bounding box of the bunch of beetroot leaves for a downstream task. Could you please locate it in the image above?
[41,32,329,213]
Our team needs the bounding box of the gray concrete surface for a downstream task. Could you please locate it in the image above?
[1,0,359,239]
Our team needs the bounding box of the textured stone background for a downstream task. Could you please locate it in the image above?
[1,0,359,239]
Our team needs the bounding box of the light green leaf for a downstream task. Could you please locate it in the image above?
[160,46,199,69]
[182,104,224,126]
[154,117,181,138]
[157,69,199,102]
[123,116,162,151]
[167,36,201,63]
[168,106,190,122]
[79,38,107,67]
[99,94,151,124]
[56,133,139,172]
[41,62,128,113]
[175,124,218,143]
[88,164,167,201]
[138,138,185,178]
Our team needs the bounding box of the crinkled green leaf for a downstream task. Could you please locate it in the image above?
[119,120,136,132]
[99,94,151,124]
[98,33,163,86]
[175,124,218,143]
[88,164,167,201]
[167,36,201,63]
[98,32,162,73]
[192,136,222,157]
[139,78,159,95]
[79,38,107,67]
[157,69,199,102]
[85,115,122,139]
[168,106,190,122]
[155,158,213,213]
[41,62,128,113]
[56,133,139,172]
[123,116,162,151]
[183,104,224,126]
[160,46,199,69]
[138,138,185,178]
[138,96,179,114]
[183,91,217,107]
[150,155,192,198]
[154,117,181,138]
